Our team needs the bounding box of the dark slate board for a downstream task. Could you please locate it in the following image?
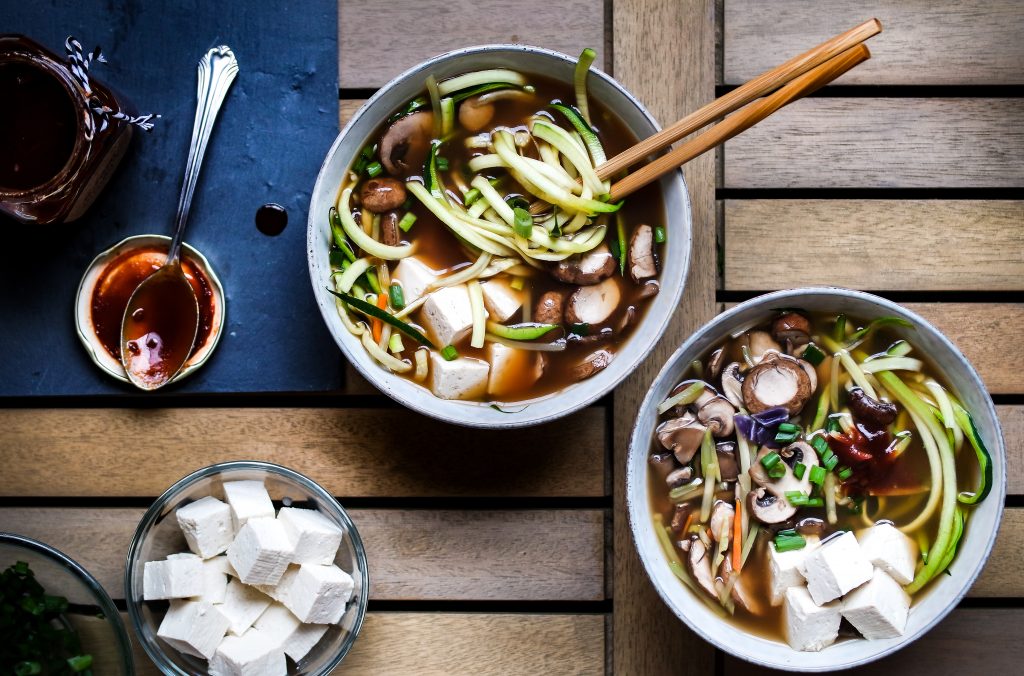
[1,0,346,396]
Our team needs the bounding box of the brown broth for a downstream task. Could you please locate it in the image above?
[646,311,979,644]
[337,74,666,402]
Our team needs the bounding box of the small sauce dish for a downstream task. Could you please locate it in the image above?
[76,234,225,385]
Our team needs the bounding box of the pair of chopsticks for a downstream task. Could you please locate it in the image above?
[600,19,882,202]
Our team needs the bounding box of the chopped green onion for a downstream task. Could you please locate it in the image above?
[760,451,782,470]
[365,160,383,178]
[804,498,824,507]
[441,345,458,361]
[802,343,826,366]
[463,188,482,206]
[785,490,807,501]
[809,465,826,486]
[15,663,42,676]
[777,528,797,537]
[570,323,590,336]
[361,144,375,160]
[513,207,533,238]
[67,655,93,672]
[838,466,853,481]
[509,277,525,291]
[823,454,839,471]
[811,436,830,456]
[774,430,799,444]
[505,195,530,210]
[328,289,436,349]
[768,463,787,479]
[398,211,417,232]
[654,225,666,243]
[436,156,449,171]
[388,283,406,310]
[778,422,800,434]
[774,533,807,553]
[793,462,807,480]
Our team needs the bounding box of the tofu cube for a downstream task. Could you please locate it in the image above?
[485,342,543,398]
[278,507,344,565]
[800,531,873,605]
[228,517,294,585]
[784,586,841,652]
[428,353,489,400]
[144,555,203,600]
[157,599,229,659]
[856,522,919,585]
[422,284,474,348]
[255,603,330,662]
[220,577,273,636]
[210,629,286,676]
[201,556,230,604]
[281,564,354,624]
[392,257,438,303]
[480,278,525,322]
[768,535,820,606]
[842,568,911,639]
[176,495,233,558]
[223,480,275,531]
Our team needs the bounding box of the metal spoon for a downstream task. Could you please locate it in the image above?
[120,46,238,390]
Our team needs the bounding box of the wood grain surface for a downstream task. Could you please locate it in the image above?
[612,1,719,675]
[723,99,1024,188]
[723,200,1024,291]
[1000,405,1024,495]
[724,0,1024,85]
[338,0,605,89]
[0,507,605,602]
[0,408,607,497]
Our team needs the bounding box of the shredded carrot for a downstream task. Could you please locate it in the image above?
[682,511,695,535]
[372,292,387,342]
[732,500,743,572]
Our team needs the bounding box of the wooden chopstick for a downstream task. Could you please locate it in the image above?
[607,43,872,202]
[596,18,881,180]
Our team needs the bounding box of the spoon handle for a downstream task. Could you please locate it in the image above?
[167,46,239,265]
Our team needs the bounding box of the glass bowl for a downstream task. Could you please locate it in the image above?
[125,461,369,674]
[0,532,133,674]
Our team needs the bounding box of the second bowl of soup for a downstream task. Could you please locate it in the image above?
[307,45,690,427]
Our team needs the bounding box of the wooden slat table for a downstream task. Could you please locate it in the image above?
[2,1,1022,673]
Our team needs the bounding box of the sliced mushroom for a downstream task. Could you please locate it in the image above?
[666,466,694,489]
[671,502,694,533]
[709,500,735,541]
[637,280,660,298]
[718,556,765,616]
[848,387,898,426]
[697,395,736,438]
[359,177,407,213]
[551,244,616,285]
[747,486,798,524]
[458,95,495,132]
[565,278,621,327]
[379,111,433,177]
[716,441,739,482]
[533,290,565,325]
[648,452,676,486]
[771,312,811,348]
[721,362,745,408]
[740,330,782,364]
[570,349,612,382]
[706,348,725,381]
[687,537,718,599]
[749,442,818,498]
[657,412,707,464]
[627,224,658,282]
[800,358,818,393]
[741,352,812,415]
[380,210,401,246]
[615,305,637,334]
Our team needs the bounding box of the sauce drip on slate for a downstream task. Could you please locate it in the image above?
[90,247,215,363]
[255,203,287,235]
[0,61,77,190]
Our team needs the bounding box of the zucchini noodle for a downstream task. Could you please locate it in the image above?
[838,350,877,398]
[467,280,486,349]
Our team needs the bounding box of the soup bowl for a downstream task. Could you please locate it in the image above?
[307,45,691,428]
[626,287,1006,671]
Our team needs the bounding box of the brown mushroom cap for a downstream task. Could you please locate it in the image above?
[551,244,616,285]
[848,387,898,426]
[360,177,407,213]
[458,96,495,132]
[697,395,736,438]
[771,312,811,347]
[533,290,565,325]
[627,224,658,282]
[657,412,708,464]
[570,349,612,382]
[379,111,433,177]
[741,352,813,415]
[721,362,745,409]
[565,277,621,327]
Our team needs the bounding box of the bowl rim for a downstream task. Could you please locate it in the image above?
[306,43,692,428]
[123,460,370,674]
[625,286,1007,671]
[0,531,135,673]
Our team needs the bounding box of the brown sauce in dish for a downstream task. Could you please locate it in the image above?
[90,246,215,362]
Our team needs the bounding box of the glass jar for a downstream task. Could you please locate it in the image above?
[0,34,136,224]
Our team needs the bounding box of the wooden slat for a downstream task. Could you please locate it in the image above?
[0,507,604,602]
[338,0,605,89]
[612,1,718,675]
[723,608,1024,674]
[999,405,1024,495]
[724,0,1024,86]
[723,200,1024,291]
[0,408,606,497]
[723,99,1024,188]
[973,508,1024,597]
[339,99,366,129]
[122,612,604,675]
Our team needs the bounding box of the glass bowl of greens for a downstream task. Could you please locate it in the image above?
[0,532,133,675]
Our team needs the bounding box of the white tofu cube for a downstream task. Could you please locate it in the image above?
[281,564,354,624]
[255,603,330,662]
[784,586,841,652]
[220,578,273,636]
[157,599,229,659]
[428,352,489,400]
[201,556,230,604]
[856,522,919,585]
[392,257,438,303]
[480,278,525,322]
[176,496,233,558]
[227,517,294,586]
[278,507,344,565]
[210,629,286,676]
[422,284,474,348]
[223,480,275,531]
[144,555,203,600]
[800,531,873,605]
[485,342,543,397]
[768,535,820,606]
[842,568,911,639]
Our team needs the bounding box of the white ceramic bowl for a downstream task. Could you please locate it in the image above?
[626,287,1006,671]
[307,45,691,428]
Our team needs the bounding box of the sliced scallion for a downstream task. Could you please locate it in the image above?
[760,451,782,470]
[654,225,666,243]
[793,462,807,480]
[388,283,406,310]
[811,435,830,456]
[513,207,533,238]
[365,161,383,178]
[823,454,839,471]
[398,212,417,232]
[441,345,458,361]
[838,466,853,481]
[768,463,787,479]
[808,465,826,486]
[774,533,806,553]
[802,343,826,366]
